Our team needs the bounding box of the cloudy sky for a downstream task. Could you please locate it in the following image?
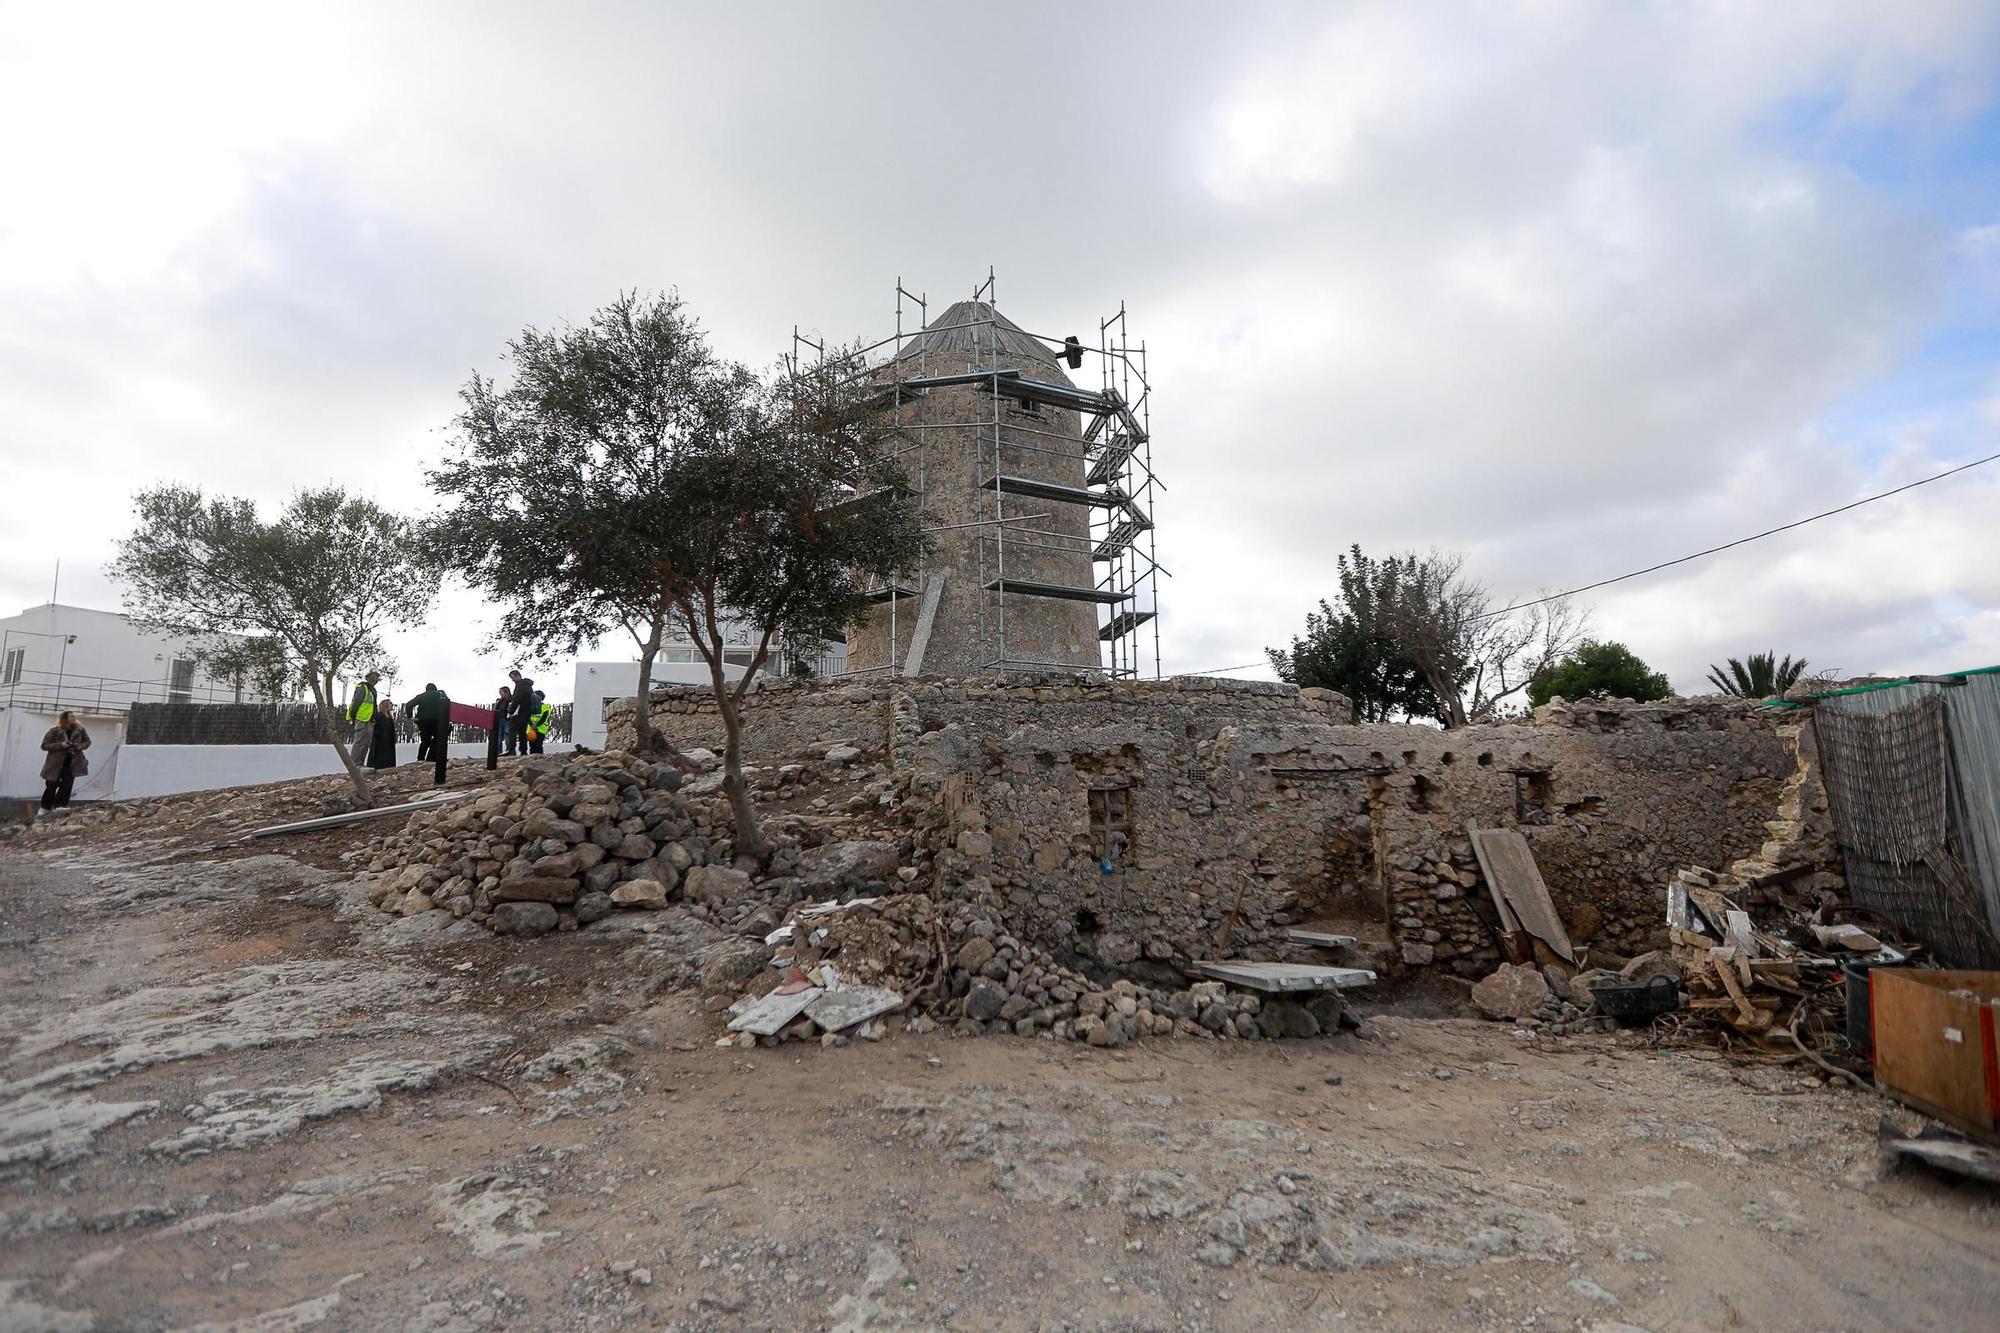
[4,1,1998,703]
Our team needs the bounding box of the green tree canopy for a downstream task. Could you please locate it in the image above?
[425,291,925,861]
[109,485,434,803]
[1528,639,1672,707]
[1267,546,1437,722]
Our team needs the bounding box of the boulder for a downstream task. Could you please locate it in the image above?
[955,937,997,974]
[610,879,669,910]
[491,902,559,937]
[824,744,863,766]
[520,811,585,844]
[615,833,658,862]
[685,865,753,904]
[491,876,579,905]
[1470,963,1551,1022]
[1256,1000,1320,1040]
[964,977,1008,1022]
[573,891,612,925]
[531,850,581,880]
[797,840,900,893]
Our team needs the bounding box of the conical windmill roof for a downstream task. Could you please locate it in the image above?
[895,300,1069,383]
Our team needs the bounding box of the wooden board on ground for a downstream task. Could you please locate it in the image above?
[1467,826,1575,964]
[1287,930,1357,949]
[1871,968,2000,1143]
[1193,961,1376,993]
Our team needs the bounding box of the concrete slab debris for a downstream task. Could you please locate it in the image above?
[726,987,824,1036]
[804,986,904,1032]
[1287,929,1357,948]
[1192,961,1376,992]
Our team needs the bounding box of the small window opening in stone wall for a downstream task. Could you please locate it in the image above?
[1075,907,1100,936]
[1410,774,1434,812]
[1511,768,1552,824]
[1089,784,1133,861]
[1441,752,1455,765]
[1477,752,1493,767]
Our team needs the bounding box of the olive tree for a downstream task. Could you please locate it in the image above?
[427,292,924,862]
[110,485,435,804]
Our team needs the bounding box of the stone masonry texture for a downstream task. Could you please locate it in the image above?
[608,675,1820,984]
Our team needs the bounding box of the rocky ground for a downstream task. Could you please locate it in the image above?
[1,767,1997,1331]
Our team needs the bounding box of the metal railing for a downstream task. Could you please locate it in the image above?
[0,668,263,717]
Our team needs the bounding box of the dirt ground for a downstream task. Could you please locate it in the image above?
[3,796,1998,1332]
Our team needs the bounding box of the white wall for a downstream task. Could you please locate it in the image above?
[108,741,574,801]
[0,707,123,801]
[571,660,751,750]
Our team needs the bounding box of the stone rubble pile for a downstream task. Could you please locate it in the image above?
[352,748,1361,1048]
[357,751,776,937]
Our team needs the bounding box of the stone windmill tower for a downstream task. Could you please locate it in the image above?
[842,291,1156,678]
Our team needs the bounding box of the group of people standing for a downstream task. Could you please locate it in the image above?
[342,668,553,770]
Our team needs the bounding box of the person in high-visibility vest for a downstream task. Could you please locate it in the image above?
[525,690,553,755]
[346,671,381,766]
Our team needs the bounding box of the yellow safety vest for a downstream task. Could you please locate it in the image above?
[349,683,377,723]
[527,703,552,739]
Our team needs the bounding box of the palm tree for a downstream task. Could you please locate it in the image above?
[1706,652,1808,699]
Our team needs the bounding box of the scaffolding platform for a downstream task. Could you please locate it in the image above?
[983,578,1130,605]
[981,474,1120,509]
[1093,514,1153,562]
[863,583,920,604]
[1098,609,1155,641]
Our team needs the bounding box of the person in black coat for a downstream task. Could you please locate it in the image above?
[506,670,535,756]
[368,701,398,770]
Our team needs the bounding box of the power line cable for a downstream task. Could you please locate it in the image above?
[1476,448,2000,621]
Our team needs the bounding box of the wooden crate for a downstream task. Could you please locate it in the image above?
[1871,969,2000,1143]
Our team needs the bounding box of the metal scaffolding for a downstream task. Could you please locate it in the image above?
[798,269,1163,679]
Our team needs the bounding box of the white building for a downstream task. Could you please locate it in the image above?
[0,603,270,801]
[568,626,847,751]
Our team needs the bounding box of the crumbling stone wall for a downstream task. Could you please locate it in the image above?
[604,673,1354,761]
[1354,698,1792,972]
[609,673,1797,982]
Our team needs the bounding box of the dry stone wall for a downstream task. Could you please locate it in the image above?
[608,674,1809,982]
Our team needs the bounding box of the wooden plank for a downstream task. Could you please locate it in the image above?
[1467,827,1575,963]
[1465,823,1522,933]
[1709,948,1763,1027]
[1871,969,2000,1140]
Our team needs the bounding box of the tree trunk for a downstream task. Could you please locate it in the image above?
[314,669,372,805]
[631,622,660,755]
[711,683,765,865]
[627,614,697,770]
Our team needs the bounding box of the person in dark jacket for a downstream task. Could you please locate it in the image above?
[506,670,535,756]
[369,700,398,770]
[403,682,451,763]
[39,712,90,811]
[493,685,514,755]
